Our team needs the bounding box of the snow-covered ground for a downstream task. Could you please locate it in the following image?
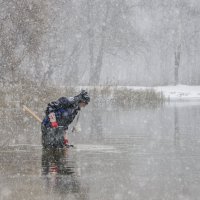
[125,85,200,100]
[154,85,200,100]
[123,85,200,100]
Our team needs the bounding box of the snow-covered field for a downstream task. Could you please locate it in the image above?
[125,85,200,100]
[154,85,200,100]
[126,85,200,100]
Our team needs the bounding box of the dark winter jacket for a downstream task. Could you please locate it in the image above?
[42,97,80,130]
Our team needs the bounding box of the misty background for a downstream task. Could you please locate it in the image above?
[1,0,200,87]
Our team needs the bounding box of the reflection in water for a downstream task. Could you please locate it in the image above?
[41,149,87,199]
[174,106,180,147]
[1,103,200,200]
[90,111,103,142]
[89,101,103,142]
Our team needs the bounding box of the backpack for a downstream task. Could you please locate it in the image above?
[45,97,77,115]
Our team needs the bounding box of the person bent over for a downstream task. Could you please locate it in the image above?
[41,90,90,148]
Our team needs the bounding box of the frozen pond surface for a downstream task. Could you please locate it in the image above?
[1,102,200,200]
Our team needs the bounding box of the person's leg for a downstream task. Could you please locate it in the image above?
[41,124,48,148]
[64,130,69,145]
[42,124,57,148]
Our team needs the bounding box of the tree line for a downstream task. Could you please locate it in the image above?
[1,0,200,86]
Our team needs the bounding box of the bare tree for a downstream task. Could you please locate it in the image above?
[174,44,181,85]
[81,0,146,85]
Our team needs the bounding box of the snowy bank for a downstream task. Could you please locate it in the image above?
[74,85,200,101]
[154,85,200,100]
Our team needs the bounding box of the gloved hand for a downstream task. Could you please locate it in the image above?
[64,137,69,145]
[51,121,58,128]
[48,112,58,128]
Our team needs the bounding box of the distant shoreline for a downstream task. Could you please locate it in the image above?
[67,85,200,101]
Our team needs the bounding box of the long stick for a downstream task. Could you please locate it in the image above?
[23,105,42,123]
[72,111,81,133]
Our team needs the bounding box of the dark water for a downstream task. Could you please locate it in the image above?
[1,102,200,200]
